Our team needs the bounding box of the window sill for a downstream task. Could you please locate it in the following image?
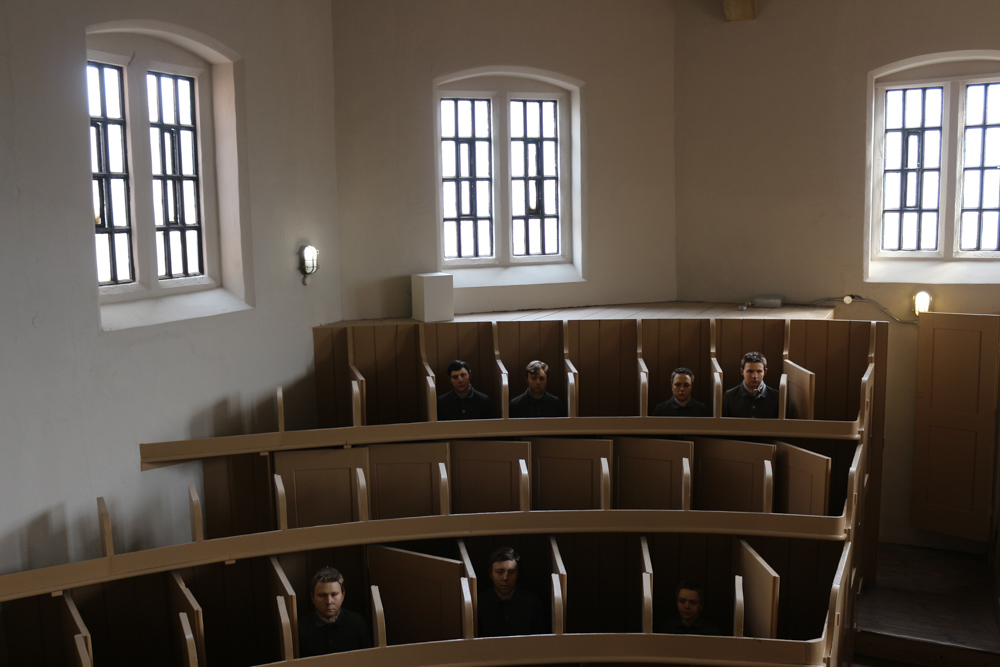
[450,262,585,289]
[866,258,1000,284]
[100,287,252,331]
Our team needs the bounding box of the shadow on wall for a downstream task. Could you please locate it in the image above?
[0,505,71,578]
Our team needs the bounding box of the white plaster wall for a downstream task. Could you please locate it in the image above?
[331,0,678,319]
[0,0,340,573]
[674,0,1000,549]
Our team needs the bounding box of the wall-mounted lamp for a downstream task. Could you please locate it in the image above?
[913,290,932,315]
[299,244,319,285]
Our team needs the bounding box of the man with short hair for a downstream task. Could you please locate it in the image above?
[653,367,710,417]
[721,351,779,418]
[298,567,372,656]
[477,546,548,637]
[437,360,492,420]
[509,360,564,418]
[655,580,720,635]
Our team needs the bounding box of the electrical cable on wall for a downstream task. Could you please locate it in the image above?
[740,295,919,324]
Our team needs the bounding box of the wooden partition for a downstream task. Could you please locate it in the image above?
[564,319,641,416]
[423,321,504,419]
[734,539,780,639]
[692,438,776,512]
[450,440,531,513]
[168,572,206,667]
[530,437,613,510]
[368,545,466,645]
[773,441,831,516]
[783,359,816,420]
[612,437,693,510]
[495,320,566,416]
[368,442,451,519]
[273,447,369,528]
[639,319,714,416]
[266,557,298,659]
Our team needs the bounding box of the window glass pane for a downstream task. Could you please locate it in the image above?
[884,172,901,209]
[967,84,985,126]
[163,132,175,174]
[906,134,920,169]
[542,101,556,138]
[528,180,538,211]
[544,218,558,253]
[460,180,471,215]
[966,127,983,167]
[527,143,538,177]
[476,180,491,218]
[149,128,162,175]
[186,230,201,272]
[107,124,124,173]
[441,140,456,177]
[526,102,540,137]
[458,143,469,178]
[92,181,102,224]
[457,100,472,138]
[87,65,102,117]
[114,233,131,281]
[920,212,938,250]
[512,180,525,216]
[922,171,939,210]
[513,219,526,256]
[95,235,112,283]
[510,101,524,138]
[885,90,903,129]
[156,231,166,276]
[169,230,183,275]
[166,181,176,222]
[543,141,556,176]
[961,211,980,250]
[925,88,942,127]
[983,169,1000,209]
[905,171,918,207]
[477,219,492,256]
[178,78,193,125]
[476,140,490,178]
[544,180,557,215]
[528,217,541,254]
[180,130,196,176]
[882,212,900,250]
[104,68,122,119]
[147,74,159,123]
[904,89,923,128]
[511,141,524,178]
[443,222,458,258]
[987,83,1000,125]
[901,212,918,249]
[440,100,455,137]
[161,75,176,124]
[90,126,100,172]
[442,182,457,218]
[183,181,198,224]
[460,219,475,257]
[110,179,128,227]
[924,130,941,168]
[884,131,902,170]
[474,100,490,138]
[982,211,1000,250]
[152,181,164,226]
[984,127,1000,167]
[963,169,982,209]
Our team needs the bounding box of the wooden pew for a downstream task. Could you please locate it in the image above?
[449,440,531,513]
[639,319,714,417]
[495,320,566,418]
[529,437,612,510]
[692,438,776,512]
[422,321,505,420]
[612,437,693,510]
[713,318,788,387]
[272,447,369,527]
[564,319,641,416]
[367,442,451,519]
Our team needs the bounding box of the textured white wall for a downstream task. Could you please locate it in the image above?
[0,0,340,573]
[674,0,1000,549]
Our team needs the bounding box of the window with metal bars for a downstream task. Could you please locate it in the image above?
[510,99,560,257]
[959,82,1000,252]
[440,98,494,259]
[88,62,133,285]
[147,71,203,278]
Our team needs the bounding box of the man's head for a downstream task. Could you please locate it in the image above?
[675,580,705,625]
[447,360,472,396]
[488,546,520,600]
[670,367,695,405]
[739,351,768,391]
[525,360,549,398]
[310,567,346,620]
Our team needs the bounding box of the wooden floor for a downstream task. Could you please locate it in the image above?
[854,543,1000,667]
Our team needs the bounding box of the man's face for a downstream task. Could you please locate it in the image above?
[312,580,345,620]
[676,588,703,622]
[740,361,766,390]
[449,368,471,395]
[527,370,548,397]
[490,559,518,599]
[671,373,693,404]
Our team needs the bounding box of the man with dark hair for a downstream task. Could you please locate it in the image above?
[478,546,549,637]
[721,351,779,418]
[509,360,564,418]
[437,359,492,420]
[655,580,721,635]
[653,367,710,417]
[298,566,372,656]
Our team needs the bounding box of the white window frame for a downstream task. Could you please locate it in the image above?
[866,50,1000,283]
[434,67,585,288]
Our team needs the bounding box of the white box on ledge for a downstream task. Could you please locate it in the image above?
[411,273,454,322]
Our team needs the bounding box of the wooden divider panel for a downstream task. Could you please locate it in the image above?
[56,591,92,666]
[496,320,566,408]
[529,437,613,510]
[564,319,640,416]
[313,324,353,428]
[273,448,369,528]
[733,575,745,638]
[640,319,713,410]
[782,360,816,420]
[692,438,776,512]
[612,437,693,510]
[168,572,206,667]
[368,546,465,645]
[787,320,874,422]
[450,440,532,513]
[734,539,779,639]
[368,442,450,519]
[714,319,786,393]
[267,557,298,658]
[349,323,424,425]
[773,441,830,516]
[424,321,502,419]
